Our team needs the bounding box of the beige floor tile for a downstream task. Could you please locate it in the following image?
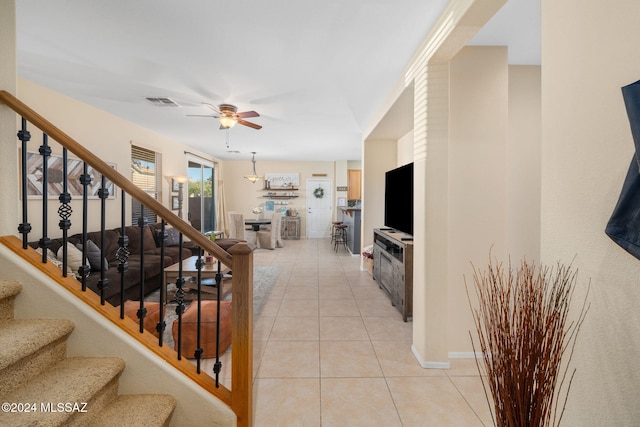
[320,340,382,377]
[447,358,485,377]
[287,275,319,286]
[320,378,401,427]
[319,298,360,317]
[372,340,446,377]
[318,286,355,300]
[259,296,282,317]
[257,341,320,378]
[254,315,276,341]
[356,297,401,317]
[362,315,413,341]
[386,377,484,426]
[282,286,318,300]
[253,378,321,427]
[449,376,495,426]
[320,316,369,340]
[269,316,319,341]
[278,298,319,316]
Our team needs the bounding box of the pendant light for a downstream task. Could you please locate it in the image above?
[244,152,262,183]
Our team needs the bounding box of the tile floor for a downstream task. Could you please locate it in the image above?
[204,238,493,426]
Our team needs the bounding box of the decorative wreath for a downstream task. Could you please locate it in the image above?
[313,187,324,199]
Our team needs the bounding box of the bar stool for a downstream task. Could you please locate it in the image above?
[331,221,343,244]
[334,224,348,252]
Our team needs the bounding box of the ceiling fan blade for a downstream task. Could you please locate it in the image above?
[238,119,262,130]
[237,111,259,118]
[202,102,221,114]
[187,114,218,118]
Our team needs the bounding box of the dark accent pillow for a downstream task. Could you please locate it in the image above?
[76,239,109,272]
[166,227,181,246]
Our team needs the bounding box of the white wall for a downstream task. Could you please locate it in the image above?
[542,0,640,424]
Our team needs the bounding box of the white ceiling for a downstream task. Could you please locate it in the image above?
[16,0,539,162]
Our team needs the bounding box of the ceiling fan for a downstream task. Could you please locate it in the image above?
[188,103,262,130]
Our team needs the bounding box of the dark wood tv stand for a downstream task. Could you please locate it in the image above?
[372,228,413,321]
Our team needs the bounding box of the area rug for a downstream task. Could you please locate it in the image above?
[146,265,282,350]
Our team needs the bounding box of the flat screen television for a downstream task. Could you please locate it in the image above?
[384,162,414,236]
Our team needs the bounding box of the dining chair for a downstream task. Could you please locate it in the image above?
[228,212,257,244]
[256,213,284,249]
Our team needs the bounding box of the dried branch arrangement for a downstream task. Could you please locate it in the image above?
[466,257,589,427]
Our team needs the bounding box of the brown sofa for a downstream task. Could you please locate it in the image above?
[30,223,192,306]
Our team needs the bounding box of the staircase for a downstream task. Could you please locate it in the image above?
[0,279,176,426]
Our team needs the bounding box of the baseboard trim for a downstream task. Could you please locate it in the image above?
[448,351,484,359]
[411,345,450,369]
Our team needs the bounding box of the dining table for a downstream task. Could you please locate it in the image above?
[244,218,271,231]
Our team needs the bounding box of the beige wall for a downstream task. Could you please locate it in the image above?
[447,46,509,351]
[221,159,335,238]
[0,0,18,236]
[14,79,219,238]
[361,139,397,249]
[542,0,640,424]
[507,65,541,261]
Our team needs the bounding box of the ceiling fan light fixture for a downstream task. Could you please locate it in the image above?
[244,152,262,184]
[218,115,237,128]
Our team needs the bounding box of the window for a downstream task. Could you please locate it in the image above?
[131,145,161,224]
[188,159,215,233]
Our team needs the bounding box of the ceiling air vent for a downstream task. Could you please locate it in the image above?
[145,97,180,107]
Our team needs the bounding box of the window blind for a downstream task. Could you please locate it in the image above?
[131,145,161,225]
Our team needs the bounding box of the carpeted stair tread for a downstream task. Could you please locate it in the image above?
[0,280,22,320]
[0,318,74,371]
[0,357,125,426]
[91,394,177,427]
[0,280,22,300]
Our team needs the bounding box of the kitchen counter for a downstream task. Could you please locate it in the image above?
[340,207,361,254]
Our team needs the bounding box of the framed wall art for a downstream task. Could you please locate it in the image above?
[25,151,116,199]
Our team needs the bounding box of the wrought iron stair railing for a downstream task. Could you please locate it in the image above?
[0,90,253,427]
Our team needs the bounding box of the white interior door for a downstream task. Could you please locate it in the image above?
[306,179,332,238]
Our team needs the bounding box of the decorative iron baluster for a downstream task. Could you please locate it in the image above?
[136,206,147,333]
[78,162,92,290]
[194,250,204,373]
[117,189,130,318]
[174,232,186,360]
[17,118,31,249]
[58,148,72,276]
[156,220,167,345]
[97,175,109,305]
[38,134,52,263]
[213,258,223,387]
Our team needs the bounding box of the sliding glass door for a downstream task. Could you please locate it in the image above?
[187,160,215,233]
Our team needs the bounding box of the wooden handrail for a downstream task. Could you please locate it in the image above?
[0,90,231,268]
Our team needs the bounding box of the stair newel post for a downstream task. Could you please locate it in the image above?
[136,206,146,333]
[97,175,110,305]
[156,220,167,345]
[174,232,186,360]
[229,242,253,427]
[117,189,130,319]
[58,147,72,277]
[17,117,32,249]
[194,247,203,374]
[38,134,52,264]
[78,162,92,291]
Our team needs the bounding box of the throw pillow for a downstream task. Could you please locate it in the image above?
[57,242,83,274]
[165,227,181,246]
[75,239,109,272]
